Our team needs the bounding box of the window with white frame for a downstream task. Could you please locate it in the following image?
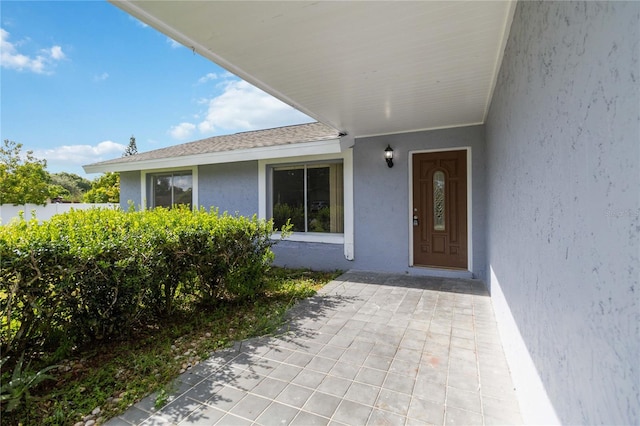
[149,171,193,208]
[270,162,343,233]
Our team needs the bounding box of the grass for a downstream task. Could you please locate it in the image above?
[1,267,340,426]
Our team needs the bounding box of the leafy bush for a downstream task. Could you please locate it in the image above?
[0,207,289,361]
[273,203,304,232]
[83,172,120,203]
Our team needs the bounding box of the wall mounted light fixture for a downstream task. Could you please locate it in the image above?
[384,145,394,168]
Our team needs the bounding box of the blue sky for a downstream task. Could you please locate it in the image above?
[1,1,312,178]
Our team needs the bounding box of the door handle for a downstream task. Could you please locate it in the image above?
[413,216,419,226]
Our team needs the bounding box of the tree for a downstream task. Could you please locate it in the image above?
[123,135,138,157]
[0,139,52,205]
[83,172,120,203]
[48,184,71,202]
[50,172,92,202]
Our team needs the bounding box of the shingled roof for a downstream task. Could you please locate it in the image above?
[84,122,341,170]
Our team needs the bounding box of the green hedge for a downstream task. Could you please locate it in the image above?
[0,207,288,359]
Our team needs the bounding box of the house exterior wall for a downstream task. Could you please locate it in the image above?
[351,125,486,278]
[271,240,353,271]
[119,171,141,208]
[141,125,485,275]
[122,160,350,270]
[198,162,259,216]
[485,2,639,425]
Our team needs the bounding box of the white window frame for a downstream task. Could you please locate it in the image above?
[140,166,198,210]
[259,149,354,260]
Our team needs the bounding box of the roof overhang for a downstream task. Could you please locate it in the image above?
[83,137,343,174]
[110,1,516,138]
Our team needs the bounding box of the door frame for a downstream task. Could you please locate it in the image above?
[408,147,473,271]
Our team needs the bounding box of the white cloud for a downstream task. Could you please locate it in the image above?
[195,79,313,134]
[130,16,148,28]
[166,37,182,49]
[34,141,126,166]
[93,72,109,82]
[197,72,218,84]
[169,122,196,140]
[0,28,66,74]
[48,45,65,60]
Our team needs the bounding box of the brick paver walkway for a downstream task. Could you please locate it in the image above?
[105,271,522,425]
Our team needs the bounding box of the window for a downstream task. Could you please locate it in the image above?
[259,150,353,257]
[150,171,193,208]
[271,162,343,233]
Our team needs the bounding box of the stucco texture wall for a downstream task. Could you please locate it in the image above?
[119,170,141,209]
[198,162,258,216]
[486,2,639,424]
[353,125,486,278]
[272,240,353,271]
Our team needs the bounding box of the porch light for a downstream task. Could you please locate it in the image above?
[384,145,394,168]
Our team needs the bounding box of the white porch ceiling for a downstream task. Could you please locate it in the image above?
[112,1,516,138]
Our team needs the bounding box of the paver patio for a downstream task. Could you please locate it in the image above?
[105,271,522,426]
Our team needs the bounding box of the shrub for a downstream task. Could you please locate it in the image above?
[210,214,278,300]
[273,203,304,232]
[0,214,75,356]
[0,207,289,361]
[43,209,142,342]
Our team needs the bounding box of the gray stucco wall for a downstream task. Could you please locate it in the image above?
[119,171,141,209]
[351,126,486,279]
[272,241,353,272]
[198,162,259,216]
[485,2,639,424]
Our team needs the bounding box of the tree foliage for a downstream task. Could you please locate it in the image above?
[0,140,52,206]
[47,184,70,202]
[83,172,120,203]
[50,172,91,202]
[123,135,138,157]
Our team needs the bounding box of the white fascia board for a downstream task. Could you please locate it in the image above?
[83,138,342,174]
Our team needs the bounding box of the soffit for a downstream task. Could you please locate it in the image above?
[111,1,515,138]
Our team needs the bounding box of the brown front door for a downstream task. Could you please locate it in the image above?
[412,150,468,269]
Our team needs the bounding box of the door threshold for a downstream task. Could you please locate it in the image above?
[409,265,474,279]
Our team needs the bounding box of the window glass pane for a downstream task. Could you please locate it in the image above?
[330,164,344,233]
[307,166,330,232]
[307,164,343,233]
[272,168,305,231]
[151,172,192,209]
[271,163,343,234]
[172,173,193,207]
[433,170,445,231]
[154,175,172,208]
